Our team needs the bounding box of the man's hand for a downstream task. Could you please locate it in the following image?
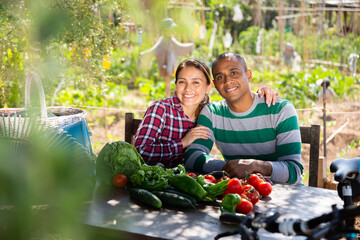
[222,159,272,179]
[181,125,210,148]
[257,87,280,107]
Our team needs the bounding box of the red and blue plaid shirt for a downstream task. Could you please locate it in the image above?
[134,96,196,168]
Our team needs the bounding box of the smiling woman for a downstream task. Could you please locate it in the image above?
[134,59,212,168]
[175,67,212,121]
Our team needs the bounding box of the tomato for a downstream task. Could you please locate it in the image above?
[217,176,230,183]
[257,181,272,197]
[236,198,253,215]
[243,184,254,192]
[222,189,232,198]
[227,178,243,195]
[112,174,127,188]
[204,174,216,184]
[187,172,197,178]
[246,174,262,189]
[243,184,260,205]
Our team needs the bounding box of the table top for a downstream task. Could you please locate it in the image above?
[83,183,344,240]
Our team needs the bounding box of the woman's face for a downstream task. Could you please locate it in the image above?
[176,66,211,109]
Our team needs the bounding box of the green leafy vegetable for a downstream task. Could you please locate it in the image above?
[129,164,175,191]
[96,141,144,185]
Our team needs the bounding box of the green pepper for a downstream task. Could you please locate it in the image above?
[204,179,229,200]
[175,164,187,175]
[196,175,214,188]
[171,174,207,201]
[220,193,242,213]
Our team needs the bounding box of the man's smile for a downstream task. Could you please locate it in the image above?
[225,86,238,93]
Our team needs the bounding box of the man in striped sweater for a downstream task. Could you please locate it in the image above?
[184,53,303,184]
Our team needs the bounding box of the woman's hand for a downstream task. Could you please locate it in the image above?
[257,87,280,107]
[181,125,210,148]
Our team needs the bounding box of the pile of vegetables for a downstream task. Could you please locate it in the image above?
[126,164,230,210]
[220,173,272,215]
[95,141,272,213]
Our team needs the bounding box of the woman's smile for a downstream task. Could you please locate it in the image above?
[176,66,211,109]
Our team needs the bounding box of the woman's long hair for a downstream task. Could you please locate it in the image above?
[175,59,211,118]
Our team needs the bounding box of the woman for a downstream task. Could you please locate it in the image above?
[134,59,278,168]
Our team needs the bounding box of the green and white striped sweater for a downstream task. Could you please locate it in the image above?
[184,93,303,184]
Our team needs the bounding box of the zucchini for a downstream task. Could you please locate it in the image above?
[162,188,197,205]
[129,188,162,209]
[152,191,195,210]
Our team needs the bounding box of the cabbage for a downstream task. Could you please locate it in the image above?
[96,141,144,185]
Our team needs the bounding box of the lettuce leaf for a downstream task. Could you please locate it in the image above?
[96,141,144,185]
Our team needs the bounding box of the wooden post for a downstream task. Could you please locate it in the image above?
[322,81,327,162]
[304,16,308,61]
[356,12,360,34]
[254,0,263,28]
[201,0,205,26]
[125,112,134,144]
[104,108,108,138]
[165,75,171,98]
[300,0,306,60]
[318,156,326,188]
[278,1,284,53]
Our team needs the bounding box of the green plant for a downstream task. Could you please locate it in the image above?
[250,66,360,109]
[135,76,167,101]
[336,137,360,159]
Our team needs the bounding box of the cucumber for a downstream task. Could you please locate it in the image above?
[152,191,195,210]
[162,188,197,205]
[129,188,162,209]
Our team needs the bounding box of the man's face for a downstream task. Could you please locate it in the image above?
[212,57,252,104]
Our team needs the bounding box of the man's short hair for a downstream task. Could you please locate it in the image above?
[212,52,248,75]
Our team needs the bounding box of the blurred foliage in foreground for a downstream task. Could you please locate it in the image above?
[0,118,95,240]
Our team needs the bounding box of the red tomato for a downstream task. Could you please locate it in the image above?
[112,174,127,188]
[217,176,230,183]
[257,181,272,197]
[227,178,243,195]
[204,174,216,184]
[236,198,253,215]
[246,174,262,189]
[222,189,232,198]
[243,184,260,205]
[187,172,197,178]
[243,184,254,192]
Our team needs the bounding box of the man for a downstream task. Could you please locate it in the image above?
[184,53,303,184]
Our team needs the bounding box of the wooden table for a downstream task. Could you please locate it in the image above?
[82,183,344,240]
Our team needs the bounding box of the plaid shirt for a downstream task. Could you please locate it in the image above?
[134,96,196,168]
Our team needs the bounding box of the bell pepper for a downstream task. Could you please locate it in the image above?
[220,193,242,213]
